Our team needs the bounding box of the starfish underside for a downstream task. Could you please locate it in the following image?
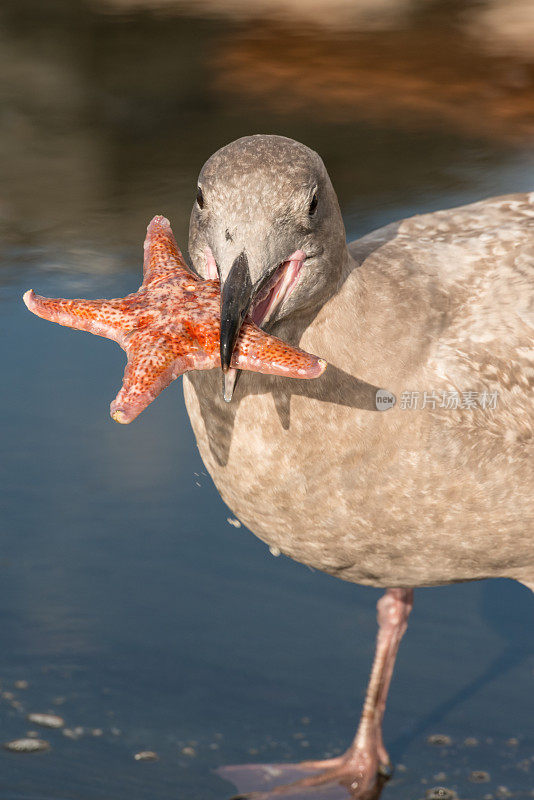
[23,216,327,423]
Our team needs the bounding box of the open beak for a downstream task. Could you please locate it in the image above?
[219,248,307,402]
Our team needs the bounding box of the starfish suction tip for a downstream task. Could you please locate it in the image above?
[110,408,131,425]
[318,358,328,374]
[147,214,171,234]
[22,289,35,310]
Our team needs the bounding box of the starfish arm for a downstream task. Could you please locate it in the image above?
[109,336,218,424]
[233,320,327,379]
[23,290,134,346]
[143,216,199,286]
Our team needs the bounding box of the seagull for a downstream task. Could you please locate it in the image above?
[184,135,534,798]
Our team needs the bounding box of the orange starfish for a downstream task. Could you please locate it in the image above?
[23,216,327,424]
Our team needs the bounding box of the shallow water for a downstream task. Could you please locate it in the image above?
[1,1,533,799]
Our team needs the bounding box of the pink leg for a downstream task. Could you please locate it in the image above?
[220,588,414,799]
[343,588,414,787]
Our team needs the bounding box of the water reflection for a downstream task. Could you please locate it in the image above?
[1,0,533,259]
[212,22,534,143]
[96,0,534,143]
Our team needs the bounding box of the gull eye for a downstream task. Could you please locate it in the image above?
[309,191,318,216]
[196,186,204,210]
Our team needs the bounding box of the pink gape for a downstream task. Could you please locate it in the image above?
[23,216,326,423]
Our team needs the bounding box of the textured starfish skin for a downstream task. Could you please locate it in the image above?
[23,216,327,424]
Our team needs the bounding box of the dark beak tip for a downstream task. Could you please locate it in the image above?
[219,250,253,373]
[220,339,233,372]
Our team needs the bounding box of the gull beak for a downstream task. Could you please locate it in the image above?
[219,251,254,402]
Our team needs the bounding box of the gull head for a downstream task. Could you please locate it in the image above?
[188,134,346,391]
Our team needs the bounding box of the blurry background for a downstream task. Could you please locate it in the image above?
[0,1,533,798]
